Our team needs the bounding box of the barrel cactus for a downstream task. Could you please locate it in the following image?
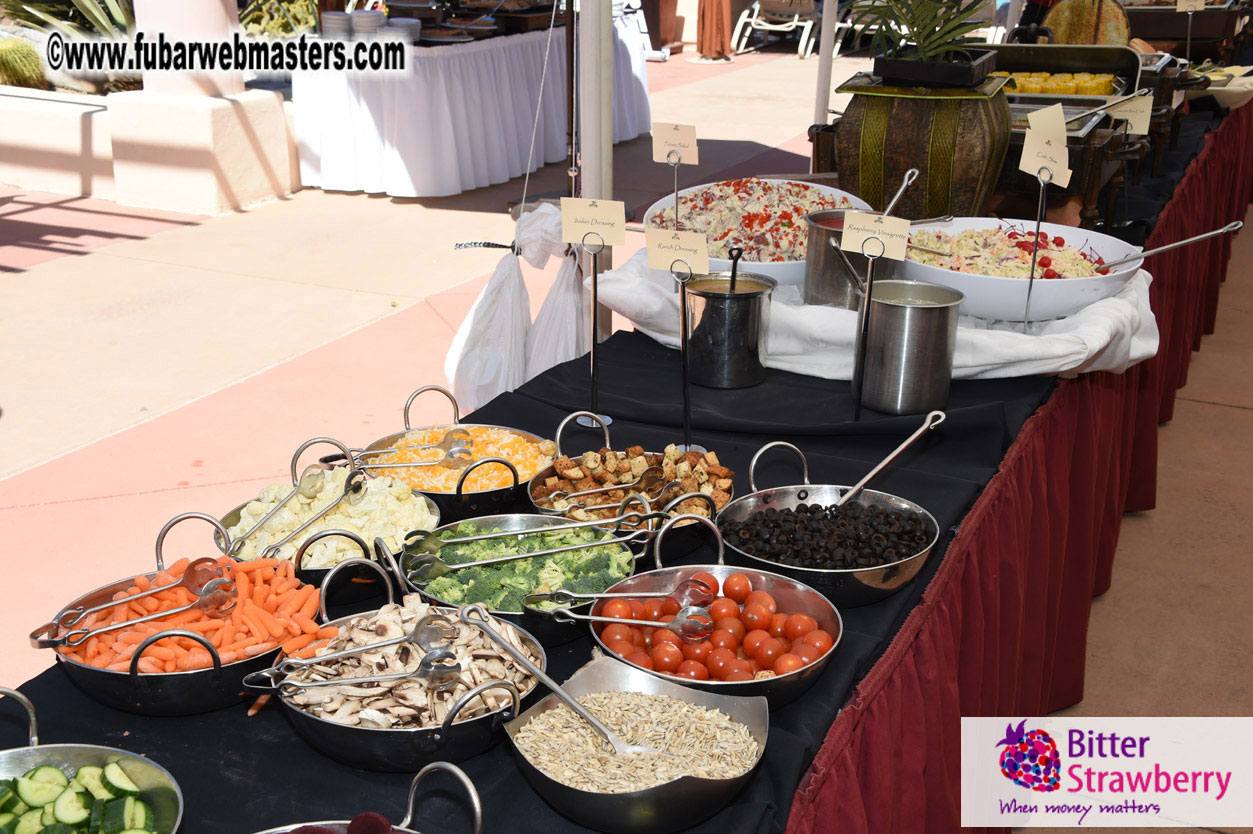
[0,37,48,90]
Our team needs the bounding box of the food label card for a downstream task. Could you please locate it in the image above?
[1108,94,1152,135]
[1020,104,1073,187]
[560,198,626,247]
[840,212,911,261]
[645,229,710,274]
[1177,0,1204,12]
[652,123,698,164]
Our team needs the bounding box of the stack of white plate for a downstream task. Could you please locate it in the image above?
[321,11,351,38]
[385,17,422,42]
[350,9,386,36]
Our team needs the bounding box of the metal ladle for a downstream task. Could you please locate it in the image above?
[460,603,657,755]
[883,167,919,217]
[521,578,716,610]
[835,410,947,508]
[522,602,715,644]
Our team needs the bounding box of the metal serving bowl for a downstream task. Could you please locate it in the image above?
[28,513,282,716]
[219,437,440,594]
[589,516,841,709]
[717,442,939,609]
[398,514,641,648]
[0,688,184,833]
[246,588,547,773]
[248,762,480,834]
[353,385,553,522]
[504,656,769,834]
[527,411,734,558]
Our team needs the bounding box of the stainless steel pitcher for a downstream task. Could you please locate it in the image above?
[804,209,897,309]
[684,272,776,389]
[855,279,963,415]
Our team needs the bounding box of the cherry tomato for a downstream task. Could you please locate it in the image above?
[715,617,747,641]
[601,624,633,646]
[706,647,737,679]
[601,600,632,620]
[709,629,739,651]
[628,599,646,619]
[784,614,818,641]
[639,627,655,649]
[774,653,805,676]
[644,599,667,621]
[709,597,740,622]
[1007,231,1020,239]
[802,629,835,655]
[777,637,791,653]
[1053,235,1065,247]
[769,613,789,638]
[793,644,821,665]
[744,590,777,616]
[725,659,753,680]
[606,639,635,657]
[690,571,720,597]
[652,628,682,647]
[632,628,647,648]
[755,637,784,668]
[742,628,770,655]
[676,660,710,681]
[740,603,771,631]
[1044,268,1058,279]
[660,597,681,616]
[722,573,752,603]
[1038,255,1052,268]
[627,651,654,670]
[651,642,684,672]
[682,640,712,662]
[725,669,754,682]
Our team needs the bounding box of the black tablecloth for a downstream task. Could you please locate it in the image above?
[7,333,1056,834]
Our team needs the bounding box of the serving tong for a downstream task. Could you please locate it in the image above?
[244,611,464,697]
[253,468,372,561]
[356,426,475,459]
[523,601,714,644]
[402,510,672,583]
[521,577,716,610]
[460,604,657,755]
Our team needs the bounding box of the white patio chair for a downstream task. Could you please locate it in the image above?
[732,0,832,58]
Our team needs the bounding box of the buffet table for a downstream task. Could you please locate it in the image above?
[291,19,651,198]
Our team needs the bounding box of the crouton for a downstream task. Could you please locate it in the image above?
[681,451,704,467]
[625,445,645,458]
[699,482,715,496]
[574,477,598,493]
[532,483,557,500]
[593,468,614,485]
[560,466,586,481]
[711,489,731,507]
[570,508,590,521]
[553,499,570,511]
[694,466,709,485]
[581,451,603,472]
[681,475,699,493]
[704,451,721,467]
[539,440,557,456]
[629,457,648,478]
[715,478,733,491]
[706,464,732,479]
[545,476,560,489]
[675,461,691,479]
[664,444,681,462]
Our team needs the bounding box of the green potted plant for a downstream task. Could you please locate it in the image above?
[850,0,997,86]
[833,0,1011,219]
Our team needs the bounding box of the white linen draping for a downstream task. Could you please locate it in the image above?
[292,17,651,198]
[592,250,1160,379]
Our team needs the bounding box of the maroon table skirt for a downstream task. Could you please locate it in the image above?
[783,102,1253,834]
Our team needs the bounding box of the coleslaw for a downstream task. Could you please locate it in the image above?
[908,226,1108,279]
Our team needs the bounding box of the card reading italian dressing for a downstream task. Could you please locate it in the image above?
[1020,104,1073,187]
[1108,95,1152,135]
[645,229,710,274]
[840,212,910,261]
[652,123,699,164]
[561,198,626,247]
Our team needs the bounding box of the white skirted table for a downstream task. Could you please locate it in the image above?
[292,17,652,198]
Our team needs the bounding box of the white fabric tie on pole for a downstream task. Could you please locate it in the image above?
[589,250,1161,379]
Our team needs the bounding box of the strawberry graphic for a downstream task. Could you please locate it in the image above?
[996,720,1061,792]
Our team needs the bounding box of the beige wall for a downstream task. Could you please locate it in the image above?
[0,86,115,198]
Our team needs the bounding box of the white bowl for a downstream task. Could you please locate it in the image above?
[642,180,871,288]
[896,217,1143,322]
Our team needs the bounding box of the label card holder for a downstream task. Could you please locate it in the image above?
[841,212,911,261]
[652,123,699,165]
[1108,95,1153,135]
[561,197,627,247]
[645,229,710,274]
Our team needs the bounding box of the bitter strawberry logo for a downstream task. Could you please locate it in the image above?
[997,720,1061,792]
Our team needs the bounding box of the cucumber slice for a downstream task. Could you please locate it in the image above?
[19,768,67,789]
[40,824,77,834]
[100,799,129,834]
[12,809,41,834]
[0,811,16,834]
[123,799,152,833]
[52,789,90,826]
[8,802,27,817]
[89,799,105,834]
[40,803,55,826]
[14,777,64,809]
[72,770,112,804]
[99,766,138,800]
[0,784,16,813]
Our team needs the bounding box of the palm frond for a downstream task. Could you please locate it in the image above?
[856,0,991,61]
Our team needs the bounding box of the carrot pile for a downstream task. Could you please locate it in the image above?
[56,556,339,673]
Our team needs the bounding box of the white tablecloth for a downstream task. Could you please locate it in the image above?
[292,17,652,198]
